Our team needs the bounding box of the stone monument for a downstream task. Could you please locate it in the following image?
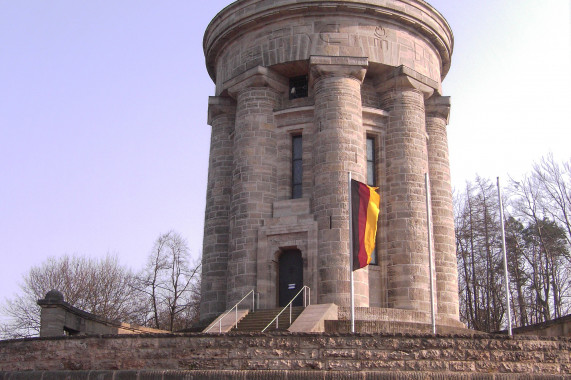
[199,0,459,328]
[2,3,571,379]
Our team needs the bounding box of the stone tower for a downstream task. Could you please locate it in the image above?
[200,0,459,326]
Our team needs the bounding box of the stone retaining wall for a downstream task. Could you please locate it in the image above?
[0,370,568,380]
[511,315,571,338]
[0,332,569,377]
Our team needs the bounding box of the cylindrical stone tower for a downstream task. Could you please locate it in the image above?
[200,0,460,328]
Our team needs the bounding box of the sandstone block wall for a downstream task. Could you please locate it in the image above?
[0,333,569,376]
[0,370,569,380]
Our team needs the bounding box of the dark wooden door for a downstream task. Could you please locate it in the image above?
[278,250,303,307]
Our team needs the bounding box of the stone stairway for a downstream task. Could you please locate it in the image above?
[232,306,304,332]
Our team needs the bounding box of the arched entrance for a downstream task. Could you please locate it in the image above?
[278,250,303,307]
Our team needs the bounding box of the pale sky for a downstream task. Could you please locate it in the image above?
[1,1,570,304]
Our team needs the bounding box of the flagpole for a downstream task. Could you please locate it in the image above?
[497,177,513,337]
[425,173,436,334]
[348,171,355,333]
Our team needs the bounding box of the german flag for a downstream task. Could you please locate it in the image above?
[351,179,381,270]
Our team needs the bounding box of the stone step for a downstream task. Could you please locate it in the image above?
[232,307,304,332]
[236,317,303,325]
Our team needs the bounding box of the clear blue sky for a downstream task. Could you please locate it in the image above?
[1,0,570,303]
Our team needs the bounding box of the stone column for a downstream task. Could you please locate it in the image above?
[377,66,435,313]
[225,67,288,307]
[426,95,459,320]
[310,56,369,307]
[200,96,236,322]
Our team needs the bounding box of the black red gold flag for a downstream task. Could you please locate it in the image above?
[351,179,381,270]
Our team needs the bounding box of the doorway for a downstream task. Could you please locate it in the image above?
[278,250,303,307]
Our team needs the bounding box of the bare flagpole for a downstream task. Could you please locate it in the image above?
[424,173,436,334]
[497,177,513,337]
[348,172,355,333]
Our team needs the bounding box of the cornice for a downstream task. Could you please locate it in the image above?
[375,65,438,98]
[207,96,237,125]
[224,66,289,99]
[204,0,453,82]
[310,56,369,83]
[425,95,451,124]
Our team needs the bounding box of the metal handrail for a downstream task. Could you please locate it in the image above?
[261,286,310,332]
[204,289,256,333]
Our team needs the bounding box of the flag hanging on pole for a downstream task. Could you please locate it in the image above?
[351,179,381,270]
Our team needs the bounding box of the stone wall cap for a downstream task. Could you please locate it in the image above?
[3,330,569,344]
[42,290,64,302]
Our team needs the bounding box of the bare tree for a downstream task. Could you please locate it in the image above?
[510,172,571,322]
[0,255,142,339]
[136,231,201,331]
[0,231,202,339]
[455,177,506,332]
[455,158,571,332]
[504,217,529,326]
[532,154,571,247]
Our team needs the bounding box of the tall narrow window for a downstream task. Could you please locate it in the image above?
[366,137,375,186]
[366,137,378,264]
[292,135,303,199]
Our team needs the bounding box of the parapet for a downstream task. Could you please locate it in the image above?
[37,290,167,337]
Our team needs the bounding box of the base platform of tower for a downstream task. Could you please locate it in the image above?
[200,0,460,330]
[202,302,468,334]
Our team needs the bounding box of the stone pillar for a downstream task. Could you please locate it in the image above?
[310,56,369,307]
[377,66,434,313]
[37,290,66,337]
[225,67,288,307]
[426,95,459,320]
[200,96,236,321]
